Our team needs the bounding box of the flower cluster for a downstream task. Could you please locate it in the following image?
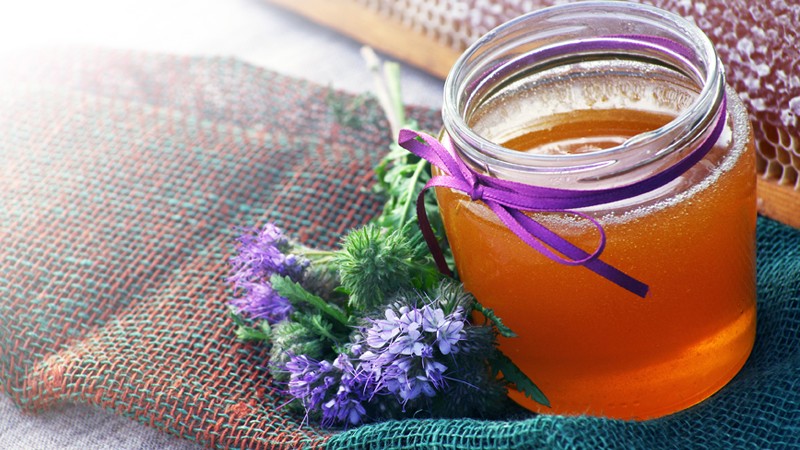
[358,304,466,404]
[229,222,544,428]
[230,282,294,325]
[285,353,370,427]
[281,301,471,424]
[229,224,309,324]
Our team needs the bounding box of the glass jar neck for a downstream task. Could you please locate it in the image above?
[442,1,726,190]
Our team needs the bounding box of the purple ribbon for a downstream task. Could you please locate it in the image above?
[398,94,727,299]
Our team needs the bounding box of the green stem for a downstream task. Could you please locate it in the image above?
[297,248,337,257]
[295,248,337,265]
[361,47,397,135]
[383,61,405,136]
[395,157,428,229]
[308,255,337,266]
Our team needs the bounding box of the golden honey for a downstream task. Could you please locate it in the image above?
[437,105,755,419]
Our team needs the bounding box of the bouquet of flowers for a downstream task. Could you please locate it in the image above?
[226,49,547,428]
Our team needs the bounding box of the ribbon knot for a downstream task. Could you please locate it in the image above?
[469,180,484,202]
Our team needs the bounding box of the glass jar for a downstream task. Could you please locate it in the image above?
[436,1,756,419]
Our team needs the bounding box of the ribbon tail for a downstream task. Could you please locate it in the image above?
[416,187,453,278]
[503,206,649,298]
[399,128,456,277]
[583,257,650,298]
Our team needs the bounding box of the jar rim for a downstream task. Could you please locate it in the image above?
[442,1,725,178]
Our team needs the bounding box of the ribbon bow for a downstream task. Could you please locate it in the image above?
[398,95,726,299]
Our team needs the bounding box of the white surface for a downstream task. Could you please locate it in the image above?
[0,0,444,448]
[0,0,444,109]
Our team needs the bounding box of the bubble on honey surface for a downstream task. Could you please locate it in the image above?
[602,85,752,226]
[353,0,799,189]
[469,61,697,150]
[527,86,752,229]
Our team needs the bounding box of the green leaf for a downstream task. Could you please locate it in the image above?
[228,310,271,342]
[473,302,518,338]
[294,313,341,345]
[490,350,550,407]
[376,157,430,230]
[270,275,350,326]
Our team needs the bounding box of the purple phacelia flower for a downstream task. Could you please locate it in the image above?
[229,224,309,286]
[228,223,309,323]
[357,303,467,404]
[286,355,334,411]
[321,354,369,426]
[229,282,293,324]
[284,353,371,427]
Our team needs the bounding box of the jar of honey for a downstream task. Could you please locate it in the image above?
[434,2,756,419]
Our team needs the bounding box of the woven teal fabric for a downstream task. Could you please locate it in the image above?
[328,217,800,449]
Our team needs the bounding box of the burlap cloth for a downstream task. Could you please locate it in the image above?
[1,50,798,449]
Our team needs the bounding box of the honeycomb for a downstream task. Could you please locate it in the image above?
[648,0,800,190]
[350,0,800,190]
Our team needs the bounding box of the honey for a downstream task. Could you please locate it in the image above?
[435,2,757,419]
[436,104,756,418]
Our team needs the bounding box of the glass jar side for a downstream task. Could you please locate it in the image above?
[435,1,757,419]
[436,86,756,418]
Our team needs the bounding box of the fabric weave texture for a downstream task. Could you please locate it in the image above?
[1,50,799,449]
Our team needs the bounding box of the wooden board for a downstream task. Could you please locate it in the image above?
[265,0,460,78]
[758,178,800,228]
